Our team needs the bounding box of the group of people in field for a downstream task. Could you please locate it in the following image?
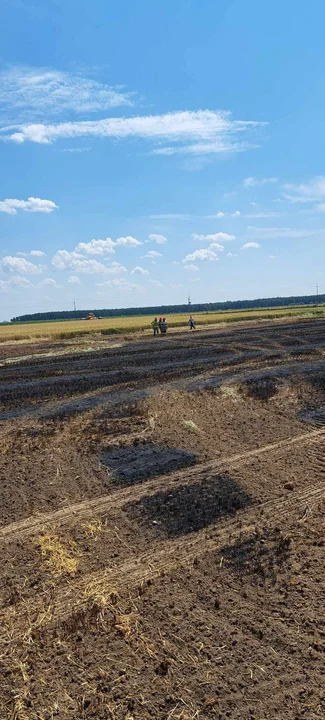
[151,317,168,335]
[151,315,196,336]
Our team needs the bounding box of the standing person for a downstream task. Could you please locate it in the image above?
[161,317,168,334]
[189,315,196,330]
[158,317,163,333]
[151,317,159,336]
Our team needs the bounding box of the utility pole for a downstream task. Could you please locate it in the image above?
[188,295,191,309]
[73,300,77,312]
[316,284,319,298]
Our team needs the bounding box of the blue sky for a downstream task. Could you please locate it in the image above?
[0,0,325,320]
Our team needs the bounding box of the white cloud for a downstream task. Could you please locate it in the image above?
[30,250,46,257]
[209,210,240,219]
[105,263,127,274]
[248,226,316,238]
[149,279,164,287]
[243,177,277,188]
[241,242,261,249]
[148,233,167,244]
[68,276,81,284]
[0,275,36,292]
[115,235,142,247]
[69,259,111,274]
[246,212,280,218]
[39,278,60,287]
[282,177,325,207]
[0,66,134,122]
[61,146,91,153]
[1,110,265,157]
[227,252,238,257]
[192,232,235,243]
[75,239,115,256]
[208,243,224,251]
[0,197,58,214]
[143,250,162,258]
[183,248,219,262]
[74,236,141,255]
[97,278,141,291]
[183,264,199,271]
[51,250,109,274]
[152,138,260,156]
[52,250,84,269]
[148,214,192,220]
[268,255,276,259]
[1,255,44,274]
[130,266,149,275]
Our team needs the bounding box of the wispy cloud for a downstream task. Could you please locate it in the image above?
[61,146,91,153]
[209,210,240,218]
[143,250,162,259]
[0,197,58,214]
[183,264,199,271]
[39,278,61,288]
[243,176,277,188]
[282,176,325,210]
[241,242,261,249]
[245,212,281,218]
[17,249,46,257]
[148,214,192,220]
[68,276,81,284]
[248,226,317,238]
[192,232,234,243]
[0,275,36,292]
[0,66,134,123]
[1,109,265,157]
[149,279,164,287]
[97,278,141,291]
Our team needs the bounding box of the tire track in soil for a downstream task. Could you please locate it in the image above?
[0,427,324,544]
[0,477,323,644]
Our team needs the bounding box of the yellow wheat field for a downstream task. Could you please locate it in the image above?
[0,305,324,342]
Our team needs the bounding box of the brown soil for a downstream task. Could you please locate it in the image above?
[0,318,324,719]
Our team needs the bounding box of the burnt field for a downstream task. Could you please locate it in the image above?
[0,317,324,720]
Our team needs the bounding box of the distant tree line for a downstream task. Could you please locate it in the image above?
[10,294,325,323]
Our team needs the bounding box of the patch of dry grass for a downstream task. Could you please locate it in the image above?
[34,533,79,576]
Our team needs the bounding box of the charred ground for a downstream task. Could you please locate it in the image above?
[0,317,324,719]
